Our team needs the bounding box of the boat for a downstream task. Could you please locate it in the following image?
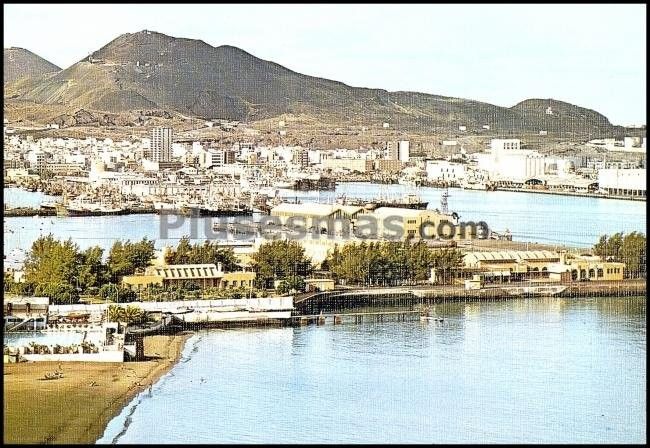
[170,307,194,314]
[272,179,296,189]
[153,201,179,215]
[64,204,127,217]
[40,201,60,210]
[461,179,488,191]
[180,203,253,217]
[337,192,428,210]
[398,177,423,187]
[419,306,444,322]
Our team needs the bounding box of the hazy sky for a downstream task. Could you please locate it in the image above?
[4,4,646,125]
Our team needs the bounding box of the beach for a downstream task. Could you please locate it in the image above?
[3,333,191,444]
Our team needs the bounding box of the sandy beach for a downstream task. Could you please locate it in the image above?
[3,333,191,444]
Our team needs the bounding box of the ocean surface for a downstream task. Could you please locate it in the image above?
[3,184,646,256]
[97,296,646,444]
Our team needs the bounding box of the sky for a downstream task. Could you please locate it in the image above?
[3,4,646,125]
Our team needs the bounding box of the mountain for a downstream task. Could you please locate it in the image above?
[5,30,617,135]
[4,47,61,83]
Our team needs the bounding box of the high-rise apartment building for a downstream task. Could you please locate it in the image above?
[151,127,173,162]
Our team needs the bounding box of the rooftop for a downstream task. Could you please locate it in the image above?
[464,250,560,262]
[371,207,448,218]
[147,263,223,279]
[271,202,340,217]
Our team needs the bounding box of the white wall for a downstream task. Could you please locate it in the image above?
[598,168,646,192]
[425,161,466,182]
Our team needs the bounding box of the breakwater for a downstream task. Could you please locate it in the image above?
[292,280,646,315]
[4,207,56,217]
[4,206,156,217]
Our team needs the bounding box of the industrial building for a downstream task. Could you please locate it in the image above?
[598,168,646,197]
[270,203,365,234]
[460,250,625,283]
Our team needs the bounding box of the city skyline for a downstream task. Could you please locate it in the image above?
[3,3,646,125]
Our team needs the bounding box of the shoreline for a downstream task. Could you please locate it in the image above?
[4,291,645,443]
[3,333,192,444]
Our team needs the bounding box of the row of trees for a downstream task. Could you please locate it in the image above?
[164,237,239,271]
[3,234,247,304]
[4,234,156,304]
[593,232,646,278]
[324,241,463,286]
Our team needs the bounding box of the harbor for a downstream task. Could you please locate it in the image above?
[3,4,646,445]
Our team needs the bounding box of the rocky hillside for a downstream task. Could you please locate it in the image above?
[5,30,618,136]
[4,47,60,83]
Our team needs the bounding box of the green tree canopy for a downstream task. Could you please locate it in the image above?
[251,240,313,289]
[107,238,155,282]
[164,236,239,271]
[594,232,646,278]
[325,241,462,286]
[24,234,80,288]
[78,246,106,289]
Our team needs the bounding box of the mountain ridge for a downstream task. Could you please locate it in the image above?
[4,30,617,135]
[3,47,61,83]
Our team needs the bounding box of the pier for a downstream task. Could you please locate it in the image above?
[290,310,423,326]
[292,280,646,315]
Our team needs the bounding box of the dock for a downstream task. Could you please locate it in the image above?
[292,280,646,315]
[290,310,423,326]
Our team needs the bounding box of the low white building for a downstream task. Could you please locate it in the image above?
[425,161,467,183]
[476,149,545,180]
[598,168,646,197]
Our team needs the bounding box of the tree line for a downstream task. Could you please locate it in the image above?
[324,241,463,286]
[3,234,240,304]
[593,231,646,279]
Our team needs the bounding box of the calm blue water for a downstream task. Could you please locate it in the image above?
[4,187,59,208]
[97,296,646,444]
[3,185,646,256]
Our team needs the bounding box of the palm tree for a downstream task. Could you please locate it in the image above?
[123,305,144,324]
[107,304,125,323]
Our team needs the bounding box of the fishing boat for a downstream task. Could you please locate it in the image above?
[40,201,60,211]
[180,203,253,217]
[272,179,296,189]
[419,306,444,322]
[337,192,428,210]
[461,179,489,190]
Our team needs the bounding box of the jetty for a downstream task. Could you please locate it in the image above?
[292,279,646,315]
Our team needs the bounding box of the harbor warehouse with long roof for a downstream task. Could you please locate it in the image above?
[270,203,480,240]
[270,203,364,234]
